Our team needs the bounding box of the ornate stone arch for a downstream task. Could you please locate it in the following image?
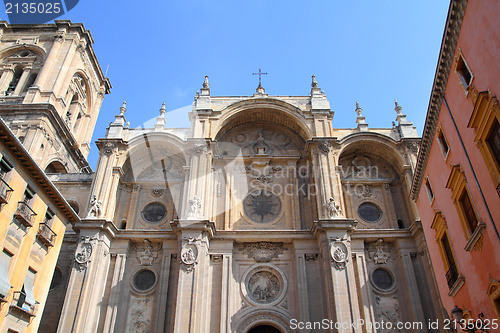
[213,98,312,142]
[234,309,293,333]
[338,132,407,177]
[0,44,46,61]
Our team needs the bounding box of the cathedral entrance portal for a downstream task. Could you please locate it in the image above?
[248,325,282,333]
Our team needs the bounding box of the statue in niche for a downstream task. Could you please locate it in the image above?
[86,195,102,218]
[323,197,342,218]
[254,129,269,155]
[187,195,202,218]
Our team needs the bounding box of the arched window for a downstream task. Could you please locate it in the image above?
[22,73,38,92]
[44,161,67,174]
[6,65,23,96]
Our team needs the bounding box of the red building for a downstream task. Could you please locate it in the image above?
[412,0,500,327]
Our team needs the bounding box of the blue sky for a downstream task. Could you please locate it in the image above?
[6,1,451,168]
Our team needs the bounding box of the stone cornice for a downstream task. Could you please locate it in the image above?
[411,0,467,200]
[0,117,80,222]
[0,103,91,172]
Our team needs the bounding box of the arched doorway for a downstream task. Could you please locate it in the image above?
[248,325,282,333]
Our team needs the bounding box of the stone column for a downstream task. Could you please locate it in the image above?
[312,139,340,219]
[86,141,119,220]
[313,219,362,333]
[57,224,113,333]
[35,33,64,90]
[350,239,376,333]
[396,239,429,333]
[184,140,211,219]
[171,220,215,333]
[0,68,14,94]
[155,249,173,332]
[294,241,312,332]
[12,66,31,96]
[102,253,127,333]
[218,241,234,333]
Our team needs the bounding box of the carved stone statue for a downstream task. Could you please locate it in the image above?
[323,197,342,218]
[86,195,102,218]
[187,195,202,219]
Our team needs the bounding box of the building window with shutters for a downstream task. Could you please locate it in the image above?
[431,212,465,297]
[446,165,485,251]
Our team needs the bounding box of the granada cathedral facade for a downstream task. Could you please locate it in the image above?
[0,22,446,333]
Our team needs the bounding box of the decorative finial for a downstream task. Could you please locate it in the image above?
[394,100,402,115]
[355,102,363,116]
[311,75,318,88]
[256,83,265,94]
[203,75,209,89]
[119,101,126,116]
[159,102,166,116]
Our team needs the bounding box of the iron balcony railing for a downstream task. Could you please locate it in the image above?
[10,291,36,316]
[0,178,13,204]
[36,222,57,247]
[14,201,36,227]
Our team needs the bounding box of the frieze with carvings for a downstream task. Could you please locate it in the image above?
[375,296,401,333]
[218,128,301,157]
[127,296,152,333]
[134,239,161,266]
[368,239,391,264]
[241,242,284,262]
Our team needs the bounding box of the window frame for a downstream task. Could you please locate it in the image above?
[454,49,473,94]
[431,212,465,296]
[424,176,435,205]
[468,91,500,193]
[446,165,486,251]
[436,127,450,160]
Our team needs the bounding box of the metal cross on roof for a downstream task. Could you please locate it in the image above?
[252,68,268,86]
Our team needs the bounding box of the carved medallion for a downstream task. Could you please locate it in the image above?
[241,264,287,307]
[75,236,97,271]
[247,271,281,303]
[180,237,199,273]
[330,237,349,270]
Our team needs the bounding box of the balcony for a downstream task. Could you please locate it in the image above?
[0,178,13,205]
[13,202,36,227]
[36,222,57,247]
[9,291,36,317]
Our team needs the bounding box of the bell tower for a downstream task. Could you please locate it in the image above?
[0,20,111,173]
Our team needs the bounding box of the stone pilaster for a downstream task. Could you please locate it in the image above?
[171,220,215,333]
[395,238,429,333]
[313,219,362,332]
[57,222,115,333]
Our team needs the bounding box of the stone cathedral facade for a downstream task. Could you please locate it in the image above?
[0,21,446,333]
[41,74,447,332]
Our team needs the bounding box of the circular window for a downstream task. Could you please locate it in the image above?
[49,266,63,290]
[358,202,382,222]
[372,268,394,290]
[133,269,156,292]
[141,202,166,223]
[243,190,281,223]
